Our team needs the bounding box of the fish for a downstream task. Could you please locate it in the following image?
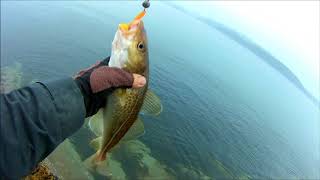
[84,10,162,176]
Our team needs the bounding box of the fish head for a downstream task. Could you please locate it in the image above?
[109,11,148,75]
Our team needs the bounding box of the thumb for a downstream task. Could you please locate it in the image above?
[132,74,146,88]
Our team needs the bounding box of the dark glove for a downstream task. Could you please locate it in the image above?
[74,56,134,117]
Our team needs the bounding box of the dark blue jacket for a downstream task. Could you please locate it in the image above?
[0,78,86,179]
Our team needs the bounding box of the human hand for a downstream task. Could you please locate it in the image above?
[74,56,146,117]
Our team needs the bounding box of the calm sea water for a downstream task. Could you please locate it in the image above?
[1,1,319,179]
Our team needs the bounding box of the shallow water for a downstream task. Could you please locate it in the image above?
[1,1,319,179]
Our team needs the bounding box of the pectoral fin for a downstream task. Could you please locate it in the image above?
[88,109,104,137]
[141,89,163,116]
[89,136,103,151]
[121,117,145,142]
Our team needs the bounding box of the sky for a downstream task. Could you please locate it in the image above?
[173,1,319,99]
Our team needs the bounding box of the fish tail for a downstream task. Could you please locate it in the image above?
[96,151,107,162]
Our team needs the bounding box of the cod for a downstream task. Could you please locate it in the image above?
[84,10,162,176]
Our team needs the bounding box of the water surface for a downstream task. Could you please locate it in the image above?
[1,1,319,179]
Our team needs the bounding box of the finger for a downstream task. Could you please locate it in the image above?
[132,74,146,88]
[90,66,133,93]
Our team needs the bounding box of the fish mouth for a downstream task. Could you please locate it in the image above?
[119,10,146,34]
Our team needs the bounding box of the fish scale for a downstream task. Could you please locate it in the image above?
[99,86,148,159]
[84,10,163,176]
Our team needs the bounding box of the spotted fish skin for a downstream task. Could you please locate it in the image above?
[95,17,149,162]
[97,84,148,160]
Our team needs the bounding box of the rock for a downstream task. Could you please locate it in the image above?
[113,140,175,180]
[46,139,94,180]
[208,158,234,179]
[101,153,127,180]
[175,163,210,180]
[109,157,127,180]
[0,63,22,93]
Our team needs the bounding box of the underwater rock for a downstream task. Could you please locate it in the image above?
[85,152,127,180]
[207,157,251,179]
[46,139,94,180]
[113,140,175,180]
[105,154,127,180]
[175,163,210,180]
[0,63,22,93]
[85,139,173,179]
[207,158,234,179]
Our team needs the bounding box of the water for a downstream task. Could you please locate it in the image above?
[1,1,319,179]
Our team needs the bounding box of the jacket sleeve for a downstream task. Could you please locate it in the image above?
[0,77,86,179]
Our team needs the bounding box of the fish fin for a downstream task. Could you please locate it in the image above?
[83,153,97,171]
[89,136,103,151]
[88,109,104,136]
[121,117,145,142]
[96,158,112,177]
[83,152,112,177]
[120,118,145,143]
[141,89,163,116]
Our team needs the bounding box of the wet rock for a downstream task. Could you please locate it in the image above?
[113,140,175,180]
[0,63,22,93]
[175,163,210,180]
[207,158,234,179]
[109,158,127,180]
[46,139,94,180]
[102,153,127,180]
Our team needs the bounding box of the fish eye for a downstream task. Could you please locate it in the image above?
[137,42,145,51]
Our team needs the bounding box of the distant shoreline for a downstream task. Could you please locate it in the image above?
[166,3,319,107]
